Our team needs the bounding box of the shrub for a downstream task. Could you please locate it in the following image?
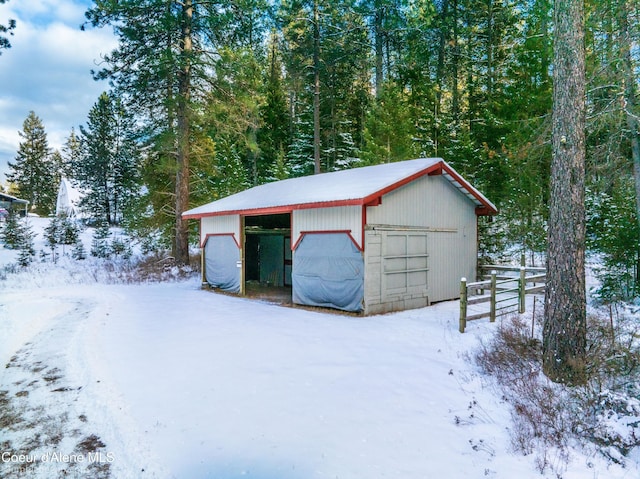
[476,311,640,472]
[91,222,111,258]
[16,221,35,267]
[72,239,87,260]
[1,213,36,266]
[44,215,81,262]
[1,212,24,249]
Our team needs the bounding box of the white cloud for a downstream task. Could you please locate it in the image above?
[0,0,117,181]
[10,0,87,27]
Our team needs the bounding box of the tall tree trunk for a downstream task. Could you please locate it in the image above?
[174,0,193,265]
[540,0,550,88]
[452,0,460,124]
[486,0,494,99]
[542,0,587,385]
[619,0,640,232]
[313,0,321,174]
[374,2,384,98]
[435,0,450,156]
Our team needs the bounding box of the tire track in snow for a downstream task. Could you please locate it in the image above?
[0,296,113,479]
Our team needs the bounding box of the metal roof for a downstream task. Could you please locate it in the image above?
[183,158,497,219]
[0,192,29,204]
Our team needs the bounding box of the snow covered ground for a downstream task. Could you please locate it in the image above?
[1,218,639,478]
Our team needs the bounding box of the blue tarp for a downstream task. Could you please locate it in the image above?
[292,233,364,312]
[204,235,241,293]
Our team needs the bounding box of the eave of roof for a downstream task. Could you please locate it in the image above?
[0,192,29,204]
[183,158,497,220]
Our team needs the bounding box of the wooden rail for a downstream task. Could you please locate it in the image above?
[459,265,546,333]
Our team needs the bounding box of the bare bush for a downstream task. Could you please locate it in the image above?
[476,316,541,385]
[476,311,640,473]
[476,316,575,473]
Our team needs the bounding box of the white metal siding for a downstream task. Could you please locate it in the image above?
[200,214,240,245]
[367,173,472,228]
[428,228,476,301]
[364,174,478,314]
[293,206,362,249]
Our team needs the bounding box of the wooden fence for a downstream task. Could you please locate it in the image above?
[459,265,546,333]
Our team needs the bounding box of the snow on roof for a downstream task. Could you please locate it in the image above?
[0,192,29,204]
[183,158,497,219]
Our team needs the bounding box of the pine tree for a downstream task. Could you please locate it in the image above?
[16,220,35,267]
[279,0,371,174]
[0,0,16,54]
[77,92,141,225]
[214,137,250,198]
[257,35,291,183]
[587,178,640,302]
[111,97,141,224]
[72,238,87,261]
[44,214,81,262]
[543,0,587,385]
[328,129,359,171]
[61,128,82,179]
[319,1,369,172]
[1,210,22,249]
[59,215,80,255]
[202,46,262,189]
[2,212,36,266]
[91,222,111,259]
[286,115,315,177]
[266,149,291,181]
[110,233,132,259]
[84,0,241,265]
[78,92,116,224]
[44,216,62,263]
[6,111,56,215]
[360,83,419,165]
[50,150,64,190]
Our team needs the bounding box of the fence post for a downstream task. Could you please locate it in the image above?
[519,266,526,314]
[459,277,467,333]
[490,270,497,322]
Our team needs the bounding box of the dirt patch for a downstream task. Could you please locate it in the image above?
[43,367,63,384]
[0,390,24,430]
[76,434,106,454]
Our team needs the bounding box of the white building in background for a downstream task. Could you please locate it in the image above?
[55,178,83,218]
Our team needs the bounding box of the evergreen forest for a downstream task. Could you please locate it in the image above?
[3,0,640,303]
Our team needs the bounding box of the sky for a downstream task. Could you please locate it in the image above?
[0,0,117,182]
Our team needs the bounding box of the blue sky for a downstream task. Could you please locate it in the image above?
[0,0,116,181]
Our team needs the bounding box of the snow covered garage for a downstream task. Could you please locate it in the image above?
[183,158,497,315]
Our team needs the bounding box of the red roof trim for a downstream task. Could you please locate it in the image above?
[428,164,443,176]
[475,206,496,216]
[440,163,498,216]
[183,159,497,219]
[291,230,363,252]
[201,232,240,249]
[183,199,364,220]
[360,161,443,206]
